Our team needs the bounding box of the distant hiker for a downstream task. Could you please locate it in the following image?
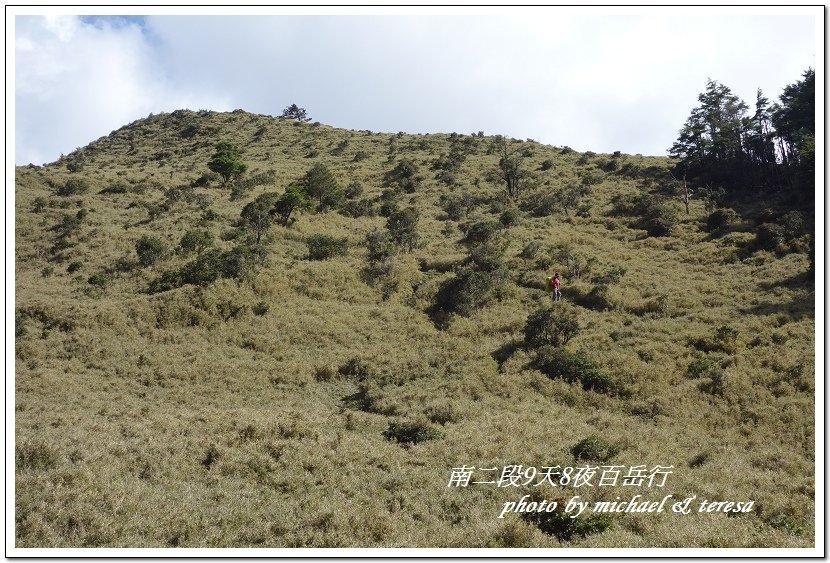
[550,273,562,301]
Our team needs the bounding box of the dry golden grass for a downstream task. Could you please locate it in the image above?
[14,110,815,548]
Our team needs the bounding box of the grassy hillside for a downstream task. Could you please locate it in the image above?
[14,109,815,548]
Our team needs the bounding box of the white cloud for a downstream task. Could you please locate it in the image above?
[12,10,818,164]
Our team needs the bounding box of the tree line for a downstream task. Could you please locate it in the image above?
[668,68,814,199]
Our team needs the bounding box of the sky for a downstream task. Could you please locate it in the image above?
[10,7,820,165]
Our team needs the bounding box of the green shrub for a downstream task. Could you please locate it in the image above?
[520,241,542,260]
[66,261,82,274]
[307,234,349,260]
[135,235,167,267]
[57,178,89,196]
[299,163,343,211]
[462,220,504,247]
[99,181,129,195]
[32,197,48,213]
[339,198,376,218]
[779,211,805,239]
[754,223,786,251]
[687,357,714,378]
[639,201,678,236]
[383,420,442,445]
[701,368,728,396]
[365,230,397,264]
[201,209,219,222]
[706,208,738,234]
[163,246,259,289]
[539,159,554,171]
[571,435,620,461]
[691,325,738,354]
[377,189,400,218]
[440,196,464,221]
[526,510,613,542]
[525,192,559,218]
[179,229,214,254]
[500,207,521,227]
[436,170,457,187]
[344,180,363,199]
[383,158,421,193]
[314,365,336,383]
[433,268,500,318]
[524,305,580,348]
[522,493,613,541]
[386,207,419,252]
[88,272,111,289]
[148,270,184,293]
[252,301,270,316]
[580,170,605,186]
[534,346,614,393]
[338,357,373,382]
[468,241,507,272]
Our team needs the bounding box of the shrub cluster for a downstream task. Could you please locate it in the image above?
[524,305,580,348]
[533,346,615,393]
[383,158,421,193]
[522,493,613,542]
[135,235,167,267]
[57,178,89,196]
[570,435,621,461]
[149,246,259,293]
[706,208,739,235]
[179,229,214,254]
[307,234,349,260]
[382,420,442,445]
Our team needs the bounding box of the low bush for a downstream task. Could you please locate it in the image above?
[383,419,442,445]
[499,207,521,227]
[692,325,739,354]
[524,305,580,348]
[307,234,349,260]
[365,230,397,264]
[88,272,111,289]
[344,180,363,199]
[520,241,542,260]
[462,220,504,247]
[339,198,376,218]
[432,267,503,318]
[755,223,786,250]
[706,208,738,235]
[440,195,464,221]
[522,493,613,541]
[638,201,677,236]
[570,435,620,461]
[135,235,167,267]
[32,197,47,213]
[150,246,259,292]
[99,181,129,195]
[383,158,421,193]
[338,357,373,382]
[179,229,214,254]
[57,178,89,196]
[534,346,614,393]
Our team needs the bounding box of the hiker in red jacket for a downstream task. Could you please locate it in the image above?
[550,272,562,301]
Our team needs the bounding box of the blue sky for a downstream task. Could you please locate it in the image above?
[11,7,820,165]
